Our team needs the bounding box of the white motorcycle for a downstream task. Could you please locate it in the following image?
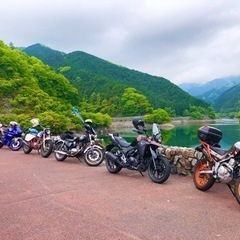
[23,118,54,158]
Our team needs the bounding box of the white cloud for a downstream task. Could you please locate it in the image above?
[1,0,240,84]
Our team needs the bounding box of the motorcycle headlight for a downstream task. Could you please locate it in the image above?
[154,133,162,143]
[91,134,97,140]
[45,129,51,135]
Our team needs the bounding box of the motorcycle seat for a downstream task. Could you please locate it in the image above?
[115,136,131,147]
[210,146,228,156]
[65,138,75,142]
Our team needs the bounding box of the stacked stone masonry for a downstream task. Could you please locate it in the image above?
[158,145,203,177]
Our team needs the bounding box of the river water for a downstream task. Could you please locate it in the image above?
[161,119,240,149]
[100,118,240,150]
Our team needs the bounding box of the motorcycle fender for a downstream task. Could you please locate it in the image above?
[150,147,158,159]
[25,133,35,142]
[83,144,103,154]
[55,139,65,145]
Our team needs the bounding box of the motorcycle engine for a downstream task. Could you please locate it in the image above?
[129,156,139,167]
[127,149,140,167]
[217,159,236,183]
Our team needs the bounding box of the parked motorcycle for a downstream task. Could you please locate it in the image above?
[23,118,54,158]
[54,119,104,166]
[105,117,171,184]
[0,121,23,151]
[193,125,240,204]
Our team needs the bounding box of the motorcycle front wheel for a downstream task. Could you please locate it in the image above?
[193,158,215,191]
[9,138,23,151]
[54,142,67,161]
[234,178,240,205]
[40,139,54,158]
[148,156,171,183]
[84,146,104,166]
[23,142,32,154]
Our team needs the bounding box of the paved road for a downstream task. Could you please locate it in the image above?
[0,147,239,240]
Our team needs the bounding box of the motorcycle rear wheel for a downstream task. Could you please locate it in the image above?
[84,147,104,166]
[193,158,215,191]
[234,178,240,205]
[23,142,32,154]
[54,142,67,161]
[40,140,54,158]
[148,156,171,184]
[0,141,3,149]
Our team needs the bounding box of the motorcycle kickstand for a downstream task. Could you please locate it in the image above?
[226,183,235,197]
[139,171,144,177]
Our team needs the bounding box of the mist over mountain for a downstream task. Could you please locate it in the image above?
[179,76,240,103]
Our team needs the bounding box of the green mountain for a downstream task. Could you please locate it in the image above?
[0,40,107,132]
[212,84,240,113]
[23,43,210,116]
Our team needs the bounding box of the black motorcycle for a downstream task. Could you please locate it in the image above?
[105,117,171,184]
[54,122,104,166]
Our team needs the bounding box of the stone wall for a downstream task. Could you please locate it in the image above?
[158,145,203,177]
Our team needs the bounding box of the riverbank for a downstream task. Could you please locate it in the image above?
[109,117,239,131]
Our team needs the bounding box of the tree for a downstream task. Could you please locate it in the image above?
[120,87,153,116]
[144,108,171,124]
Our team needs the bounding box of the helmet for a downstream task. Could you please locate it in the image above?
[132,117,145,129]
[84,119,92,125]
[9,121,18,127]
[30,118,40,127]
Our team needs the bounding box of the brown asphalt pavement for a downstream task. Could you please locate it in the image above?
[0,146,240,240]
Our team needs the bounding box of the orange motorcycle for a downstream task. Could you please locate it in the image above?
[193,125,240,204]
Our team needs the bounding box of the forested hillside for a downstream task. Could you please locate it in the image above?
[0,41,111,132]
[212,84,240,114]
[23,44,212,117]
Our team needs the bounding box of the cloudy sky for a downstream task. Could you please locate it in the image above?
[1,0,240,85]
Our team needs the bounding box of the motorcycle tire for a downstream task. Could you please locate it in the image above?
[9,138,23,151]
[54,142,67,161]
[23,142,32,154]
[105,148,122,174]
[193,158,215,191]
[234,178,240,205]
[148,156,171,184]
[40,140,54,158]
[84,147,104,167]
[0,141,3,149]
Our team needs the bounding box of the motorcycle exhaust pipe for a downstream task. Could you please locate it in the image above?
[54,150,68,156]
[105,151,119,163]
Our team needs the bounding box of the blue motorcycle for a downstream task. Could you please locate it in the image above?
[0,121,23,151]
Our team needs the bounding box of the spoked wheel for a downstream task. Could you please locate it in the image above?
[105,148,122,174]
[193,158,215,191]
[40,140,54,158]
[234,178,240,205]
[54,142,67,161]
[84,146,104,166]
[148,156,171,184]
